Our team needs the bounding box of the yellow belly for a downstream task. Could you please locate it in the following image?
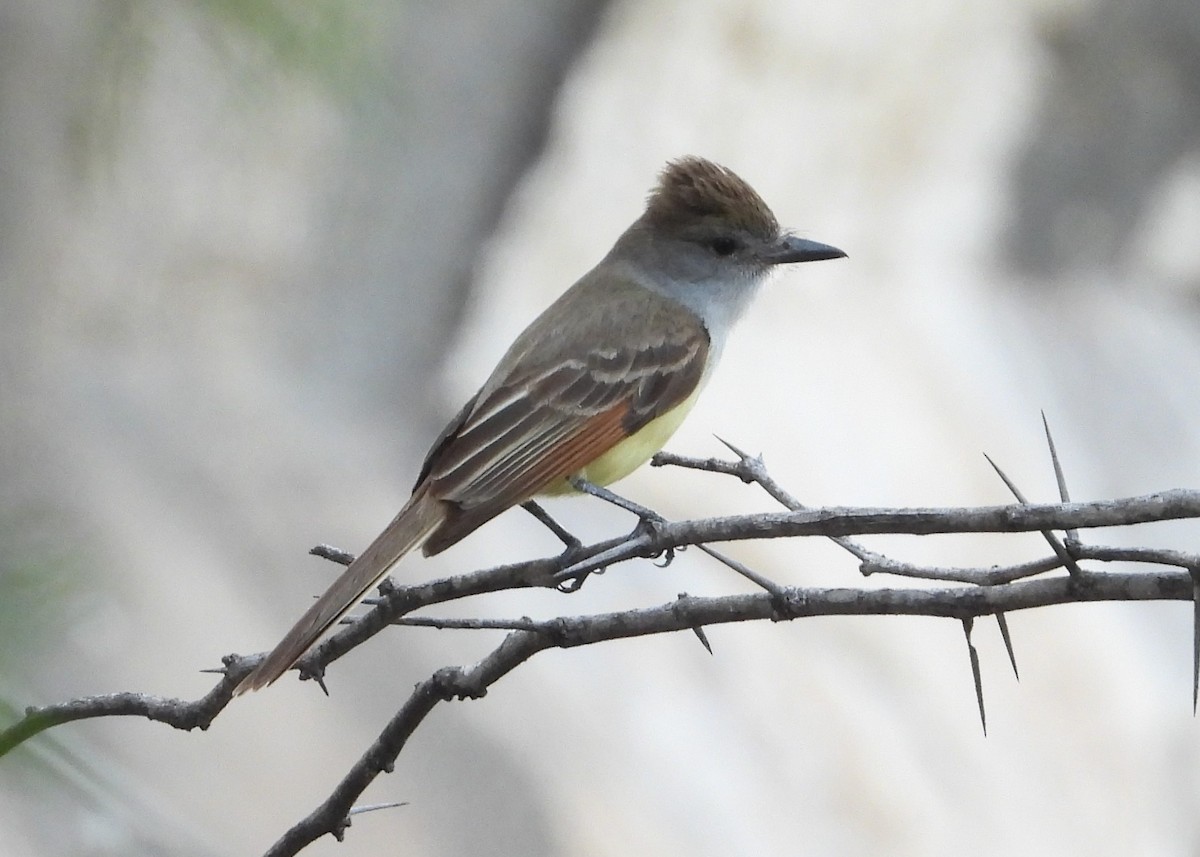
[541,387,702,495]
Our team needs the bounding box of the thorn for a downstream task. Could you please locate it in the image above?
[982,453,1027,503]
[713,434,752,460]
[982,451,1084,579]
[1192,571,1200,715]
[674,593,714,654]
[1041,412,1078,542]
[962,618,987,736]
[695,544,786,597]
[995,613,1019,681]
[348,801,409,817]
[712,435,764,483]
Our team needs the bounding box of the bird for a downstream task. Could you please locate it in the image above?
[235,156,845,693]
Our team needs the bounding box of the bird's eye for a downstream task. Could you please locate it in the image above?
[708,236,739,256]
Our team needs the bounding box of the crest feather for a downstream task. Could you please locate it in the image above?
[644,156,779,239]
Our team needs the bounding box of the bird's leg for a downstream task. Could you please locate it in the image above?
[521,501,596,592]
[568,477,662,520]
[567,477,677,567]
[521,500,583,556]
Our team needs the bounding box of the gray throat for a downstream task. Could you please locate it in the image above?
[612,258,767,366]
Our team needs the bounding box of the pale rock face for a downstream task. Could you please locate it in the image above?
[455,1,1200,856]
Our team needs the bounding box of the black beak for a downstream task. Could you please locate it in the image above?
[759,235,847,265]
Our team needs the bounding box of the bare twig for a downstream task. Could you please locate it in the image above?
[655,444,877,565]
[265,566,1193,853]
[0,669,240,757]
[554,491,1200,581]
[391,616,544,631]
[264,632,551,854]
[5,490,1193,759]
[3,449,1200,857]
[310,544,354,566]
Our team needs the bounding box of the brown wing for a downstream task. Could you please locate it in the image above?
[419,273,709,554]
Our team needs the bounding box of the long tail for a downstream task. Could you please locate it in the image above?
[235,487,444,694]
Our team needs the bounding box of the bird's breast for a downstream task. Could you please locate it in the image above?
[540,383,704,495]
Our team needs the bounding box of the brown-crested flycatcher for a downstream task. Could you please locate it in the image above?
[236,156,845,693]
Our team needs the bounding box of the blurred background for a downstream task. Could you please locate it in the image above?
[3,0,1200,854]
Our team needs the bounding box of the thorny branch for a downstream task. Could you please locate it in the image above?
[3,438,1200,855]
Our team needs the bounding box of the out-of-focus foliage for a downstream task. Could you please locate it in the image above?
[0,514,82,675]
[72,0,380,169]
[193,0,377,88]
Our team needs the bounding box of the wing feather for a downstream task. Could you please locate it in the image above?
[419,273,710,554]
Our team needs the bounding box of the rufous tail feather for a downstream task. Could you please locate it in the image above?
[235,488,443,694]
